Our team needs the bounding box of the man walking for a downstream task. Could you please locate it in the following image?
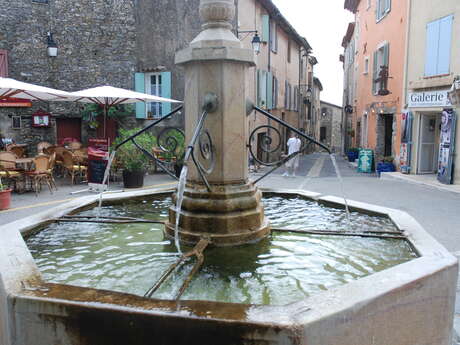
[282,133,301,177]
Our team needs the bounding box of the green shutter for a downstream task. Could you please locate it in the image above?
[161,71,172,116]
[261,15,269,43]
[135,73,146,119]
[267,72,273,109]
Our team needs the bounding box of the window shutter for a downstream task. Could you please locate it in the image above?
[262,71,267,108]
[257,69,261,106]
[425,20,440,76]
[386,0,391,14]
[266,72,273,109]
[372,51,378,94]
[261,15,269,43]
[383,43,390,68]
[0,50,8,78]
[437,15,453,75]
[135,73,146,119]
[375,0,380,20]
[161,71,172,116]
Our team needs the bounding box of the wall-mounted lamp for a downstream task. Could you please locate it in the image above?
[448,76,460,106]
[236,30,261,55]
[46,32,57,57]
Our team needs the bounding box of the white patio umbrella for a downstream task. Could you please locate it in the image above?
[69,85,182,137]
[0,77,72,101]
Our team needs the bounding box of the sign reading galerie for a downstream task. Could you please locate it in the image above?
[408,89,452,108]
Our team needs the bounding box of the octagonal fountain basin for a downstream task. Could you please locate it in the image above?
[0,188,457,345]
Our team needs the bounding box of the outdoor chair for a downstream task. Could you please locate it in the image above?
[47,152,58,190]
[37,141,52,154]
[62,150,87,184]
[24,155,54,196]
[0,151,24,192]
[68,141,82,150]
[9,146,25,158]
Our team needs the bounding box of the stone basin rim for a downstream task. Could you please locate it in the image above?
[0,186,457,342]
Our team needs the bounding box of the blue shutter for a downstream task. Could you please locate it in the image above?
[425,20,440,76]
[266,72,273,109]
[135,73,146,119]
[161,71,172,116]
[437,15,453,75]
[261,15,269,43]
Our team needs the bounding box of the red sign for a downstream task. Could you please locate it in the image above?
[88,138,110,152]
[0,98,32,107]
[32,109,51,127]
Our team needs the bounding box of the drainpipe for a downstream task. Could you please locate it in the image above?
[298,46,302,130]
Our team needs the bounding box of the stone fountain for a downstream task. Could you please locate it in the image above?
[167,0,270,247]
[0,1,457,344]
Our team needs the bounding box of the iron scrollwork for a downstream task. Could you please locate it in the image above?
[184,110,215,192]
[248,106,331,184]
[114,106,185,180]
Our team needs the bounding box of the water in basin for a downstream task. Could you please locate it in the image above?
[25,195,416,305]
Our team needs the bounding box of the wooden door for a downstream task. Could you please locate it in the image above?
[96,115,118,145]
[56,118,82,145]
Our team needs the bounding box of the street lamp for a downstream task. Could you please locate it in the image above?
[447,76,460,106]
[46,32,58,57]
[237,30,261,55]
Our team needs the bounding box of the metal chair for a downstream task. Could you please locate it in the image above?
[25,155,54,196]
[62,150,87,184]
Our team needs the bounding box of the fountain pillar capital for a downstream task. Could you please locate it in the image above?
[199,0,235,30]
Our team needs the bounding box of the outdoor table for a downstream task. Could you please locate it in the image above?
[15,158,34,171]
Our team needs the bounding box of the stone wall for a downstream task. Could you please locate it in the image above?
[0,0,136,150]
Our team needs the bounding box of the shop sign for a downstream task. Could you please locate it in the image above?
[0,97,32,107]
[408,90,452,108]
[32,109,51,127]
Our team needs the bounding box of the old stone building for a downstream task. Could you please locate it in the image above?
[0,0,317,158]
[0,0,200,152]
[319,101,343,153]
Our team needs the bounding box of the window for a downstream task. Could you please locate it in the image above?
[320,127,327,142]
[32,0,48,3]
[372,43,389,95]
[146,73,162,119]
[284,81,291,110]
[0,50,8,77]
[273,76,278,109]
[363,56,369,74]
[376,0,391,22]
[424,15,453,77]
[11,116,21,129]
[269,20,277,53]
[257,70,267,107]
[134,71,172,119]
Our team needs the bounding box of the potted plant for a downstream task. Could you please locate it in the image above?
[347,147,359,162]
[376,156,396,176]
[0,177,12,211]
[112,128,157,188]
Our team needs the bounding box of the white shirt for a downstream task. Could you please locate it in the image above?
[287,137,301,155]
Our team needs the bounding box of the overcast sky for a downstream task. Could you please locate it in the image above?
[272,0,354,106]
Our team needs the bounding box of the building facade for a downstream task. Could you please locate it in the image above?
[341,22,357,154]
[319,101,343,153]
[344,0,408,163]
[404,0,460,184]
[0,0,318,159]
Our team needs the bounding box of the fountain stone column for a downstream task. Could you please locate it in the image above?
[166,0,270,246]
